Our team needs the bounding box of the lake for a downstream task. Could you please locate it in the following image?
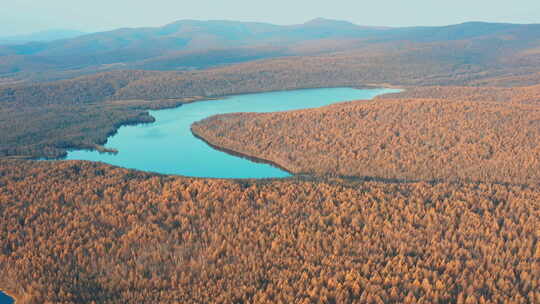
[66,87,400,178]
[0,291,13,304]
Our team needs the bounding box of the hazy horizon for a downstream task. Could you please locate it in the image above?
[2,0,540,37]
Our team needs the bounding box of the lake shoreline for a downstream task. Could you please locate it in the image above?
[61,87,401,178]
[191,129,295,176]
[48,85,401,159]
[188,87,404,179]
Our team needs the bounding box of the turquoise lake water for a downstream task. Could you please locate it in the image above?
[0,291,13,304]
[65,87,399,178]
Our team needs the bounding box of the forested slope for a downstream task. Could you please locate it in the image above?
[1,160,539,303]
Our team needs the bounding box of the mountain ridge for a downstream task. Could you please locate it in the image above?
[1,19,540,82]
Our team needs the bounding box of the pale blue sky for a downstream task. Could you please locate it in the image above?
[2,0,540,36]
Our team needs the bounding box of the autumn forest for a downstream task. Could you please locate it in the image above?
[1,18,540,304]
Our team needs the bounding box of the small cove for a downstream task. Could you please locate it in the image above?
[65,87,400,178]
[0,291,13,304]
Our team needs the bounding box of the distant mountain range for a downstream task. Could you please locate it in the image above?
[0,29,86,45]
[1,19,540,81]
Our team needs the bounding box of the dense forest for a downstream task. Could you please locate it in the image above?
[378,84,540,105]
[2,19,540,304]
[192,85,540,185]
[1,160,539,303]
